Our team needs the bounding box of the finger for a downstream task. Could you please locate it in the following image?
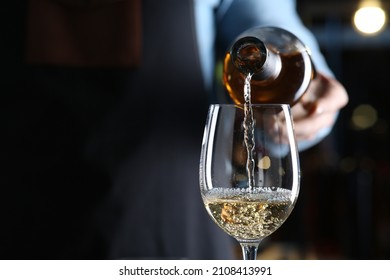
[298,73,349,116]
[269,110,336,144]
[293,111,337,141]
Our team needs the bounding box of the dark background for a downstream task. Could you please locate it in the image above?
[1,0,389,260]
[267,0,390,259]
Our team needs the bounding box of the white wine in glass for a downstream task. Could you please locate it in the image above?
[199,104,300,260]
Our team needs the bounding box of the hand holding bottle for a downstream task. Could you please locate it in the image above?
[291,72,348,142]
[223,26,349,148]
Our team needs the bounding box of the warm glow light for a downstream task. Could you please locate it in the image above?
[351,104,378,130]
[354,5,387,35]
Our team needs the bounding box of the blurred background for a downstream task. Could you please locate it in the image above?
[1,0,390,260]
[262,0,390,260]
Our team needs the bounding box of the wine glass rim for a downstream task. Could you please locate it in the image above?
[210,103,291,108]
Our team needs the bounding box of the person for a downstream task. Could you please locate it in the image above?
[0,0,347,260]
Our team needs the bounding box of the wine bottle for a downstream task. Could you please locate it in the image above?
[223,26,315,105]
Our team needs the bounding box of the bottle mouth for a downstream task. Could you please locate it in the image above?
[230,36,267,75]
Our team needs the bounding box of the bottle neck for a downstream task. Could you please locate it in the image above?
[252,49,281,81]
[230,36,281,81]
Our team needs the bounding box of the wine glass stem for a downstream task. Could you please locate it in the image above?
[240,242,260,260]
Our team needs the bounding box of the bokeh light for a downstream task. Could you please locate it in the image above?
[351,104,378,130]
[353,5,387,35]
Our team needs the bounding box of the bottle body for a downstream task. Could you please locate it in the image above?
[223,26,315,105]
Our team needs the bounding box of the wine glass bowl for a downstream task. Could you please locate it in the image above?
[199,104,300,259]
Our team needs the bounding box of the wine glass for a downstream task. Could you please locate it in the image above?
[199,104,300,260]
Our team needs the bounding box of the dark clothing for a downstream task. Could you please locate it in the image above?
[1,0,234,259]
